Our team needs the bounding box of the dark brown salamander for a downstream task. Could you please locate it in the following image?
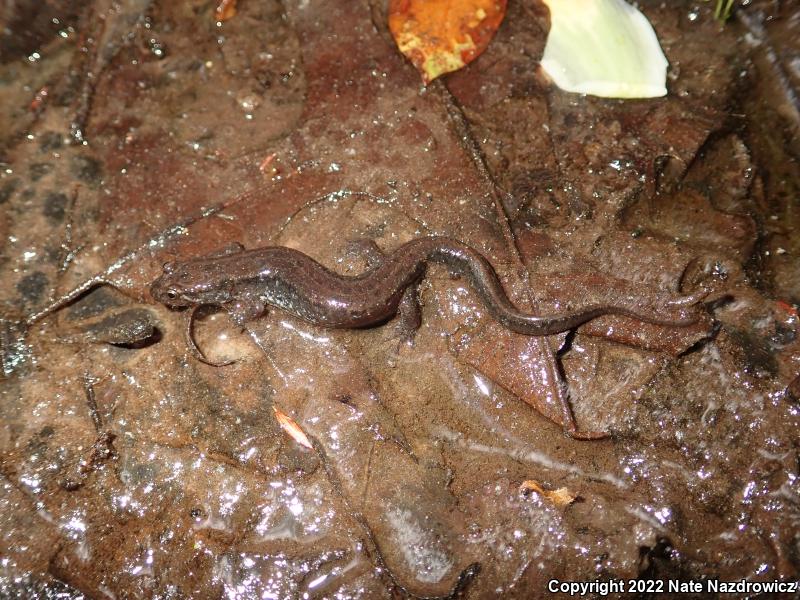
[151,236,704,343]
[151,236,710,440]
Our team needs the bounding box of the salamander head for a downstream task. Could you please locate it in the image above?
[150,259,233,308]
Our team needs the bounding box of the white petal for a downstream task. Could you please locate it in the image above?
[540,0,669,99]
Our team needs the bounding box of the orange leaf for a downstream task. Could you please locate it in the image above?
[214,0,237,22]
[775,300,798,318]
[388,0,507,84]
[273,406,314,449]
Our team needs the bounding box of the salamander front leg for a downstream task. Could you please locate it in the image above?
[225,295,265,329]
[185,306,234,367]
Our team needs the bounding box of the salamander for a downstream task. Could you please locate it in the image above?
[150,236,703,344]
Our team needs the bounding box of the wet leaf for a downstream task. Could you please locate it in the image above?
[454,323,569,427]
[520,480,577,508]
[389,0,507,84]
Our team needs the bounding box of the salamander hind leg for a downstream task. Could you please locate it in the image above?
[344,239,386,270]
[394,286,422,345]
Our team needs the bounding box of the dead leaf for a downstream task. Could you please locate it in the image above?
[273,406,314,449]
[214,0,237,22]
[454,322,569,427]
[388,0,507,84]
[520,480,577,508]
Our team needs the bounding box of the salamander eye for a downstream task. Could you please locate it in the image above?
[166,289,178,300]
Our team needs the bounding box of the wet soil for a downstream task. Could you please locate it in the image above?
[1,0,799,598]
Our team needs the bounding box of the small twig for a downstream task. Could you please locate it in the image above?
[83,372,103,432]
[60,373,118,491]
[58,185,83,273]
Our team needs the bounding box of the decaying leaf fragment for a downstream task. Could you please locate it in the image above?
[539,0,668,98]
[389,0,507,84]
[273,406,314,449]
[520,480,578,508]
[214,0,237,22]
